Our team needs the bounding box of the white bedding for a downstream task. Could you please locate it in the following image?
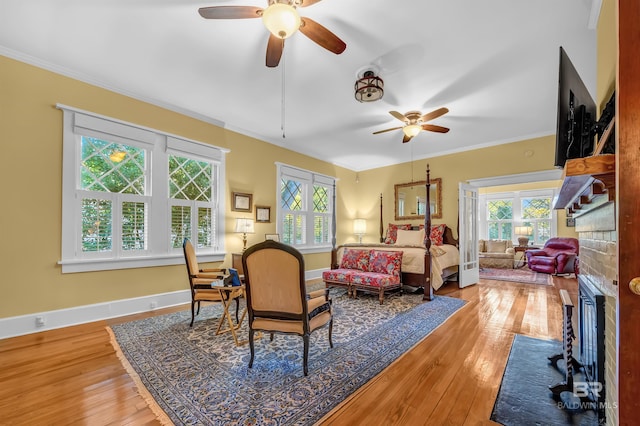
[336,243,459,290]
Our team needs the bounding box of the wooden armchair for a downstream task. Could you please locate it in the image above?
[242,240,333,376]
[182,238,240,327]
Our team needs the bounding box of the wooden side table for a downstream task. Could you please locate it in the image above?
[514,245,540,268]
[214,284,247,346]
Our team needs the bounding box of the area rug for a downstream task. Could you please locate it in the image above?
[108,290,466,425]
[491,334,599,426]
[480,267,551,285]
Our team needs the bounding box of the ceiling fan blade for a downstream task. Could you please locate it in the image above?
[420,107,449,122]
[373,126,403,135]
[299,17,346,55]
[402,134,413,143]
[389,111,408,123]
[299,0,324,6]
[198,6,263,19]
[266,34,284,67]
[422,124,450,133]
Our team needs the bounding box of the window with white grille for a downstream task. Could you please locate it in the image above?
[59,105,226,273]
[277,164,334,252]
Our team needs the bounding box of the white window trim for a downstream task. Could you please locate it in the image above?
[479,188,558,244]
[275,163,335,253]
[58,104,228,273]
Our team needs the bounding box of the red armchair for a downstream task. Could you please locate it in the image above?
[526,237,579,275]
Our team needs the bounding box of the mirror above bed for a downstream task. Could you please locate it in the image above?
[394,178,442,221]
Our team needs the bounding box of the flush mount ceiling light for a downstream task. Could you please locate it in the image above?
[354,69,384,102]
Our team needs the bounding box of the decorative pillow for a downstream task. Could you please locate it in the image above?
[429,224,447,246]
[384,223,412,244]
[486,240,507,253]
[395,228,426,246]
[340,249,371,271]
[368,250,403,277]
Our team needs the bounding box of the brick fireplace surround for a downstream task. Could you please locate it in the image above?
[574,200,617,424]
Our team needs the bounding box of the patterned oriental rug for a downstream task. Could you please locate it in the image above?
[108,290,465,425]
[479,267,551,285]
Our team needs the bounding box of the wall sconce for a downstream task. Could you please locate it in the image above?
[514,226,533,247]
[235,218,255,251]
[353,218,367,243]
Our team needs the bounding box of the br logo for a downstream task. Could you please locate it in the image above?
[573,381,603,398]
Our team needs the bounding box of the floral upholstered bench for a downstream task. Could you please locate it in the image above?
[322,248,403,305]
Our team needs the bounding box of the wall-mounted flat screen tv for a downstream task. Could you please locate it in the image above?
[555,46,596,168]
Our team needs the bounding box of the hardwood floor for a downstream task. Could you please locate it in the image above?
[0,275,577,425]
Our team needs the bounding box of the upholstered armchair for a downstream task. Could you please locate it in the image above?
[526,237,579,275]
[242,240,333,376]
[479,239,516,269]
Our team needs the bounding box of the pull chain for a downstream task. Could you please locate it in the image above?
[281,45,286,139]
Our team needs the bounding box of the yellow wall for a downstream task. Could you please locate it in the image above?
[0,55,357,318]
[597,0,616,109]
[354,136,558,241]
[0,53,566,320]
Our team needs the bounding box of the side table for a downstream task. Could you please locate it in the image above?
[514,245,540,268]
[214,284,247,346]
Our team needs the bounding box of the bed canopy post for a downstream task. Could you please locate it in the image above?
[379,193,384,243]
[423,164,434,301]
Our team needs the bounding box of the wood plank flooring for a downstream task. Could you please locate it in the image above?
[0,275,577,425]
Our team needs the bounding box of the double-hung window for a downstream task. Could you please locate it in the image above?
[480,189,556,245]
[277,164,335,253]
[59,105,226,273]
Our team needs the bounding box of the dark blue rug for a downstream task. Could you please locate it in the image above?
[491,334,599,426]
[109,290,465,425]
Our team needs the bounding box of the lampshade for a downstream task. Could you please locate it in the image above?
[235,218,255,234]
[354,70,384,102]
[353,219,367,235]
[514,226,533,236]
[402,124,422,138]
[262,3,301,39]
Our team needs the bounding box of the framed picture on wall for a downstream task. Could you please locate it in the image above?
[232,192,252,212]
[255,206,271,223]
[566,217,575,227]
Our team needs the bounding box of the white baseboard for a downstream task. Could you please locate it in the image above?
[0,290,191,340]
[0,268,330,340]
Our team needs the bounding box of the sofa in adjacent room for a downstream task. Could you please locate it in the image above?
[479,239,515,269]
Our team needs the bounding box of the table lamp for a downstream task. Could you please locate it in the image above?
[353,218,366,244]
[514,226,533,247]
[235,218,255,251]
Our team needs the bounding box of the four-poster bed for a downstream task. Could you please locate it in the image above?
[328,165,459,301]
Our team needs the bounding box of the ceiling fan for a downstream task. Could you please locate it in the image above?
[373,107,450,143]
[198,0,346,67]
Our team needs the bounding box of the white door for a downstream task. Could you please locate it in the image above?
[458,182,479,287]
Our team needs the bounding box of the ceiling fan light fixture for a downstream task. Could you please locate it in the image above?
[262,3,301,39]
[354,70,384,102]
[402,124,422,138]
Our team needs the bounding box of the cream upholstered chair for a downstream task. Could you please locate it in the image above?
[182,238,240,327]
[242,240,333,376]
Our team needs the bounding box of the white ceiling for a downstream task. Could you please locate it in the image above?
[0,0,599,171]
